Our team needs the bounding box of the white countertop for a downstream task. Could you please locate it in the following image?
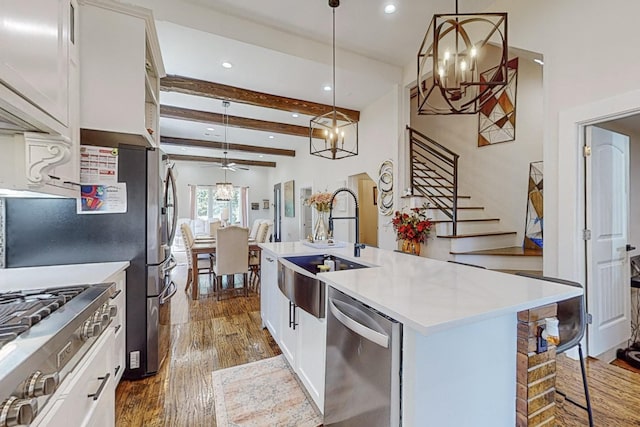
[0,261,130,291]
[259,242,582,336]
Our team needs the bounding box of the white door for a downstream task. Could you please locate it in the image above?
[586,125,631,357]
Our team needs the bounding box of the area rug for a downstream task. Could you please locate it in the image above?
[611,357,640,374]
[212,355,323,427]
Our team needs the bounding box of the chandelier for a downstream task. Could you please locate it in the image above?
[309,0,358,160]
[215,100,234,201]
[417,0,508,115]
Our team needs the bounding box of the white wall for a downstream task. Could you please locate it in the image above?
[409,51,543,243]
[267,86,400,249]
[402,0,640,280]
[171,160,272,225]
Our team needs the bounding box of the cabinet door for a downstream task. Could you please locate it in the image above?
[278,291,298,368]
[296,309,327,412]
[260,252,279,340]
[0,0,70,125]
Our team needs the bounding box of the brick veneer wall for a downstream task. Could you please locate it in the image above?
[516,303,558,426]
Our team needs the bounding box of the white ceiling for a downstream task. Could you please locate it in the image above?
[131,0,499,164]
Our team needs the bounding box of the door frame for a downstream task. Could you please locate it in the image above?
[557,90,640,356]
[273,183,282,242]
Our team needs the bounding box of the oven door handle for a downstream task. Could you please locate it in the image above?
[329,298,389,348]
[160,280,177,304]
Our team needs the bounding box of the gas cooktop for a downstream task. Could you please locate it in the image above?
[0,286,90,349]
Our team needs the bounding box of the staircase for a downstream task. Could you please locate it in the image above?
[407,126,542,272]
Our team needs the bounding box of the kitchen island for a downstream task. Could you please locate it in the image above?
[259,242,581,426]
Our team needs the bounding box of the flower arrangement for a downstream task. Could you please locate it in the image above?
[305,191,334,212]
[391,204,432,243]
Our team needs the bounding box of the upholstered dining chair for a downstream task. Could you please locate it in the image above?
[213,226,249,300]
[209,220,222,237]
[180,223,213,293]
[515,273,594,427]
[248,219,263,241]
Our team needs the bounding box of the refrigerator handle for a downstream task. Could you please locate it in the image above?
[329,298,389,348]
[160,280,177,304]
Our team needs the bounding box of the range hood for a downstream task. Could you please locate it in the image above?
[0,107,40,133]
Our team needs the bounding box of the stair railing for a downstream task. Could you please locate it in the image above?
[407,125,459,235]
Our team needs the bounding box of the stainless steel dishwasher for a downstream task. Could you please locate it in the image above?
[324,287,402,427]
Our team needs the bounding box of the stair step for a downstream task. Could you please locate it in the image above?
[437,231,517,239]
[430,218,499,224]
[450,246,543,256]
[430,205,484,211]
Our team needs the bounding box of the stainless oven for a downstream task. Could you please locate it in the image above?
[0,283,117,425]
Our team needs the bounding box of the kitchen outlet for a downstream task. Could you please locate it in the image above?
[130,350,140,369]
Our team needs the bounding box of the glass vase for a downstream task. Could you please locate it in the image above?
[313,210,329,241]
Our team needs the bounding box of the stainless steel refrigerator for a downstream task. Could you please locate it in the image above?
[2,145,178,379]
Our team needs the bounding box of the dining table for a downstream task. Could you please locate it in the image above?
[189,238,259,300]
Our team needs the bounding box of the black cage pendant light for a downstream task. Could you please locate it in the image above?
[309,0,358,160]
[417,0,508,115]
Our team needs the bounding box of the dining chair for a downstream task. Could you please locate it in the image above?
[248,219,264,241]
[254,222,269,244]
[248,247,261,293]
[214,226,249,300]
[209,220,222,237]
[515,272,594,427]
[180,224,213,293]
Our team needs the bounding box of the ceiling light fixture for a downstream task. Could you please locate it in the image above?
[292,113,299,118]
[310,0,358,160]
[384,4,396,14]
[221,61,233,69]
[417,0,508,115]
[323,85,332,91]
[215,100,234,201]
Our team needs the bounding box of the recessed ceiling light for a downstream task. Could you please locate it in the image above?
[259,155,264,158]
[533,58,544,66]
[292,113,299,118]
[181,147,188,151]
[221,61,233,69]
[323,85,332,91]
[269,135,274,139]
[384,4,396,14]
[206,127,215,131]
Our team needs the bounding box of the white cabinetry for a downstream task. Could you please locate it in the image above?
[0,0,73,134]
[259,252,326,412]
[260,250,280,341]
[0,0,80,198]
[79,0,165,148]
[296,308,326,410]
[33,331,115,427]
[106,270,126,384]
[278,290,298,367]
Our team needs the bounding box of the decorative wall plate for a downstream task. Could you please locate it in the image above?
[377,160,393,216]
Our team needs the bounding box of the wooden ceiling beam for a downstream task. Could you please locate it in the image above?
[160,105,326,139]
[166,154,277,168]
[160,136,296,157]
[160,74,360,122]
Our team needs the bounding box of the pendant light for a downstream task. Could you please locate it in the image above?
[417,0,508,115]
[309,0,358,160]
[215,101,234,201]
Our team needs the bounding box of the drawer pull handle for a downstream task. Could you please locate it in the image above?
[114,324,121,334]
[48,174,61,180]
[87,373,110,401]
[266,257,274,262]
[110,289,122,300]
[115,365,121,376]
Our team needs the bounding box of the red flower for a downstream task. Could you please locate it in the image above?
[391,204,432,244]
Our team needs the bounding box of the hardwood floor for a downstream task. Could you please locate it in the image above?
[115,262,280,427]
[116,259,640,426]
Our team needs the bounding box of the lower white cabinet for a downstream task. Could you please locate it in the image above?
[278,290,298,367]
[106,270,126,384]
[259,251,326,413]
[260,250,280,341]
[33,331,115,427]
[296,308,326,410]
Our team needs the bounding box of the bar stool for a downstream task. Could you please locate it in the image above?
[516,273,594,427]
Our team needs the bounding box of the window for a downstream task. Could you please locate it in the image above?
[194,185,245,224]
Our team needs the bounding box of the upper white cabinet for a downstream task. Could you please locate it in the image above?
[0,0,72,134]
[79,0,165,148]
